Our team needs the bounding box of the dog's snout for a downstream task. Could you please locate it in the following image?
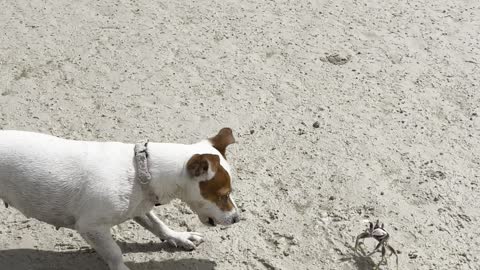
[232,214,240,224]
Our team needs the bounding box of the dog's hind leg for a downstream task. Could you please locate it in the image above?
[78,225,130,270]
[134,210,203,250]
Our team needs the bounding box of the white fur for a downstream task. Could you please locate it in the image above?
[0,130,238,270]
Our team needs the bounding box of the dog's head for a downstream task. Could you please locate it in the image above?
[183,128,240,226]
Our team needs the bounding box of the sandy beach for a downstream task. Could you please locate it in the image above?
[0,0,479,269]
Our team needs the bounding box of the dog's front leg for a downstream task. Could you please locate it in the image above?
[134,210,203,250]
[78,225,130,270]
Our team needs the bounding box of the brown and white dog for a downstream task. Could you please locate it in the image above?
[0,128,239,270]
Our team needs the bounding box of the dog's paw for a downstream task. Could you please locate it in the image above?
[165,231,203,250]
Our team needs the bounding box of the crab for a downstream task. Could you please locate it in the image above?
[355,220,398,270]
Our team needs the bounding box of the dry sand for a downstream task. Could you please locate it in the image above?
[0,0,479,269]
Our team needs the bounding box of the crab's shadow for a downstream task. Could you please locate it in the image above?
[0,241,216,270]
[339,242,376,270]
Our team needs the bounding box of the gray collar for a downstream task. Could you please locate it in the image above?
[134,140,162,206]
[134,140,152,185]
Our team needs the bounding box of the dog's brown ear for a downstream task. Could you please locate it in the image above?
[209,128,235,158]
[187,154,220,180]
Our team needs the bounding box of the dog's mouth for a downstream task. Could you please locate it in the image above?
[208,217,216,226]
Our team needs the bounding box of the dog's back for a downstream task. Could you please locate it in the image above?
[0,130,135,228]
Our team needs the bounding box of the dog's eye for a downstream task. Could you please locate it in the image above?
[218,194,229,202]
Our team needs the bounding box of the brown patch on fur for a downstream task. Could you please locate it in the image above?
[209,128,235,158]
[186,153,233,212]
[186,154,219,177]
[199,164,233,211]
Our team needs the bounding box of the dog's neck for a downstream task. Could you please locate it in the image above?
[143,142,194,204]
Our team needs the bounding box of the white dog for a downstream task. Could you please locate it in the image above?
[0,128,239,270]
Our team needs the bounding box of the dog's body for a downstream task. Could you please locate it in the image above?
[0,129,239,270]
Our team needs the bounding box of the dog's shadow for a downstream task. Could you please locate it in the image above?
[0,242,216,270]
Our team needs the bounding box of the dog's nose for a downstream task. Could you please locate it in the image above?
[232,214,240,224]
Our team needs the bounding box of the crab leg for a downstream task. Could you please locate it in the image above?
[387,245,399,270]
[373,245,386,270]
[354,232,370,254]
[366,238,387,256]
